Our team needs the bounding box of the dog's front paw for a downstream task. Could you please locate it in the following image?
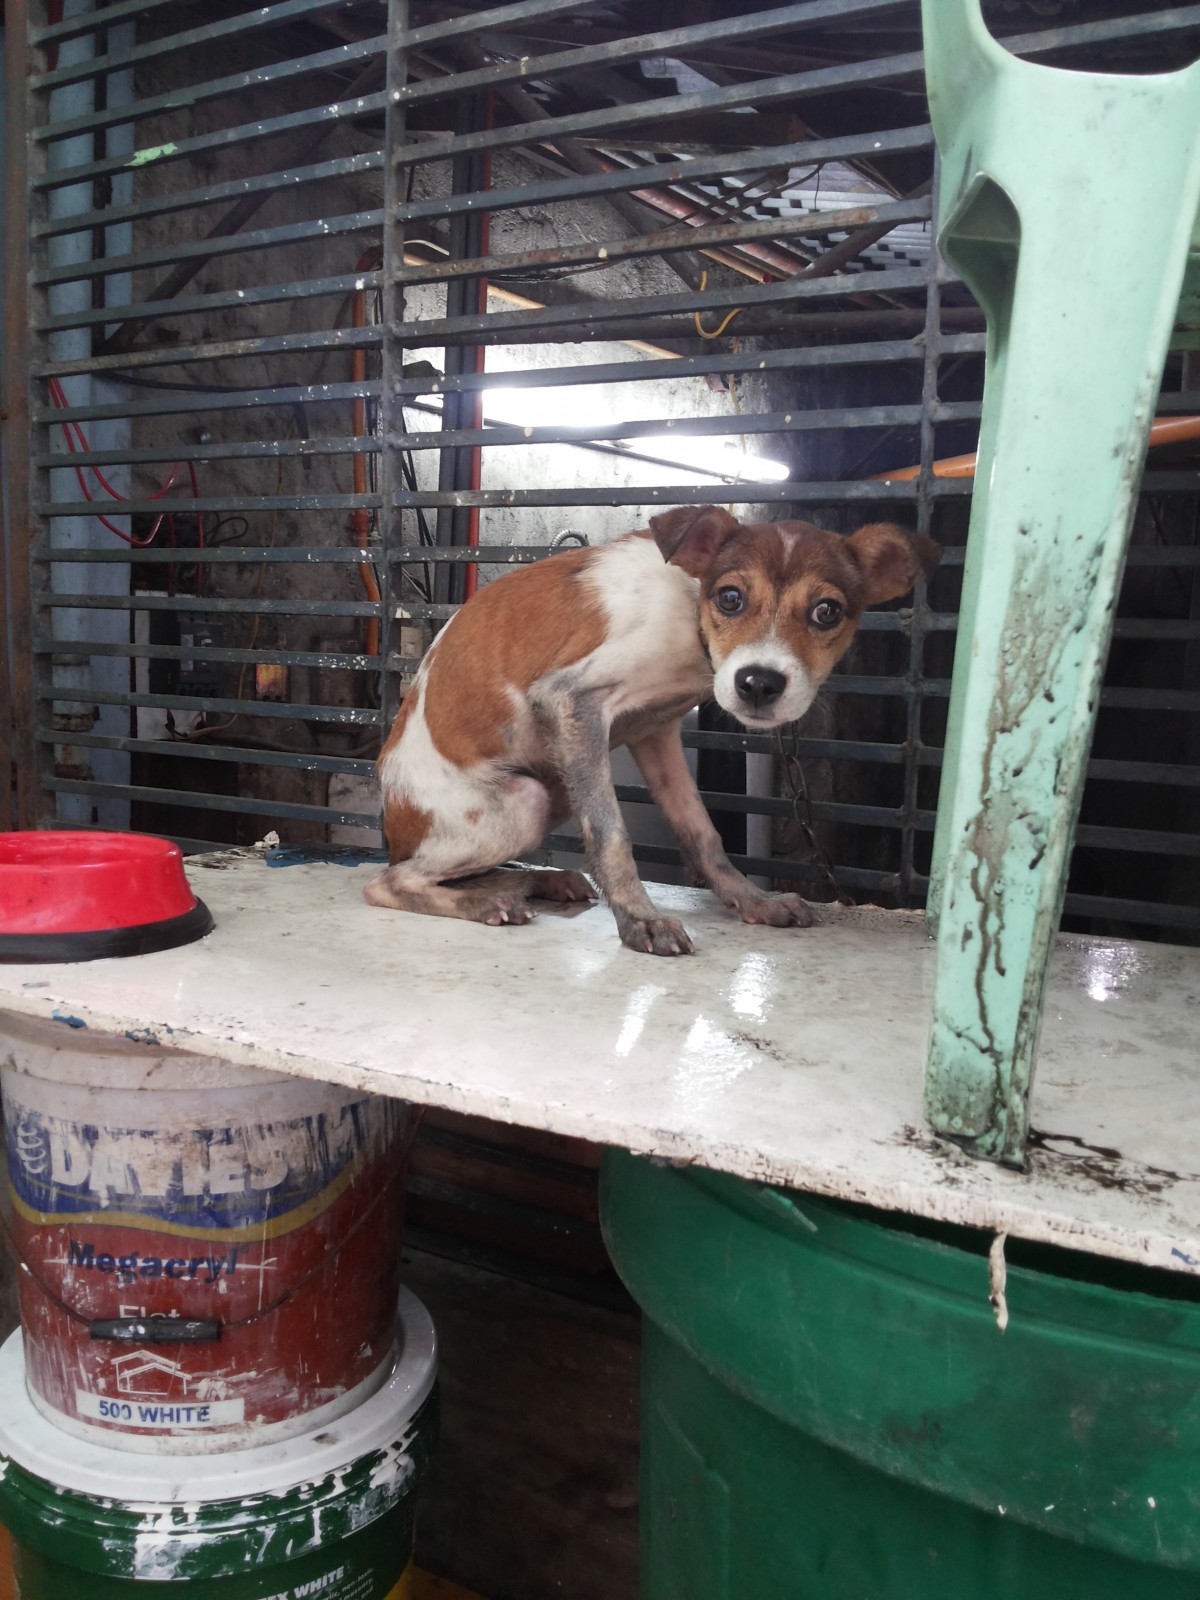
[736,891,820,929]
[616,912,695,957]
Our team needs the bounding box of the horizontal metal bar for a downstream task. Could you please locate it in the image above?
[40,265,385,336]
[390,481,919,511]
[51,730,376,779]
[37,494,377,516]
[34,437,381,469]
[391,336,986,400]
[1072,823,1200,858]
[403,0,609,51]
[386,3,1200,183]
[914,546,1191,573]
[383,402,954,456]
[35,32,387,145]
[36,591,379,618]
[1085,757,1200,787]
[396,0,907,111]
[398,124,933,227]
[395,198,932,290]
[33,0,372,92]
[34,0,184,47]
[855,609,936,634]
[1123,547,1200,568]
[1002,7,1200,60]
[393,265,930,345]
[817,674,1200,713]
[391,48,926,169]
[1130,473,1200,492]
[620,785,1197,851]
[387,546,550,564]
[35,153,385,245]
[41,345,949,440]
[1109,618,1200,641]
[36,208,385,289]
[40,639,379,673]
[38,324,383,381]
[1096,686,1200,712]
[32,400,972,471]
[615,782,936,833]
[565,836,897,895]
[389,604,455,623]
[32,91,389,195]
[40,686,383,726]
[1059,894,1200,933]
[47,778,377,830]
[33,381,377,427]
[42,534,1196,579]
[682,731,1200,789]
[45,546,382,565]
[685,729,910,763]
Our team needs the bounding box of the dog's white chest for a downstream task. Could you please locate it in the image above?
[580,538,712,716]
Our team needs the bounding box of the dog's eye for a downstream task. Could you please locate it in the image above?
[809,598,844,630]
[715,586,745,616]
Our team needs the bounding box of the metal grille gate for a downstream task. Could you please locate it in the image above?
[4,0,1199,938]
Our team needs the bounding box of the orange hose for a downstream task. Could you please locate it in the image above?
[873,415,1200,482]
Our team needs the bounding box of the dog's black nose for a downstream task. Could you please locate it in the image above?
[734,666,787,710]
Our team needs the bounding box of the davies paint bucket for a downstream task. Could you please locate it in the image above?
[1,1008,413,1451]
[0,1288,438,1598]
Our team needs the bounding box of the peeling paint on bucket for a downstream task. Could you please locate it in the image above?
[1,1010,413,1452]
[0,1289,437,1596]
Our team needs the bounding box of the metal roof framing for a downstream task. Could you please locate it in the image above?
[3,0,1198,939]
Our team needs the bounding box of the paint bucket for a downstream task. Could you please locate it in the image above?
[1,1008,413,1451]
[0,1287,437,1596]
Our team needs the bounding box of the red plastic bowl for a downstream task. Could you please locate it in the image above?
[0,832,213,961]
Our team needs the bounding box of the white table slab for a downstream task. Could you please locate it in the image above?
[3,849,1198,1276]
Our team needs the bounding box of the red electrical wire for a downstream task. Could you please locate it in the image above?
[47,377,202,551]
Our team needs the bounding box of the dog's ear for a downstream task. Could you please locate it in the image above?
[649,506,741,577]
[845,522,942,605]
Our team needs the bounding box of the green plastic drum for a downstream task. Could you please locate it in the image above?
[602,1149,1200,1600]
[0,1289,437,1597]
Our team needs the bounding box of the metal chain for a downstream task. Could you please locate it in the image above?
[775,727,854,907]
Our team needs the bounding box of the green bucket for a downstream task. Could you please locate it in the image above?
[0,1288,437,1598]
[602,1149,1200,1600]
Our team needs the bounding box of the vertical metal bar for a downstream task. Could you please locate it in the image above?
[7,0,48,826]
[46,3,114,830]
[435,94,489,608]
[902,153,943,905]
[380,0,409,736]
[0,8,19,831]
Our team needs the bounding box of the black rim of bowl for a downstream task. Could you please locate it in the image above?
[0,900,214,963]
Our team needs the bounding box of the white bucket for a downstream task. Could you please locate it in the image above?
[0,1288,438,1594]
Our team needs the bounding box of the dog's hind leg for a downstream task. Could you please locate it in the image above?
[365,778,577,926]
[364,863,541,925]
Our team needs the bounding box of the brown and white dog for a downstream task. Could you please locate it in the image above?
[365,507,940,955]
